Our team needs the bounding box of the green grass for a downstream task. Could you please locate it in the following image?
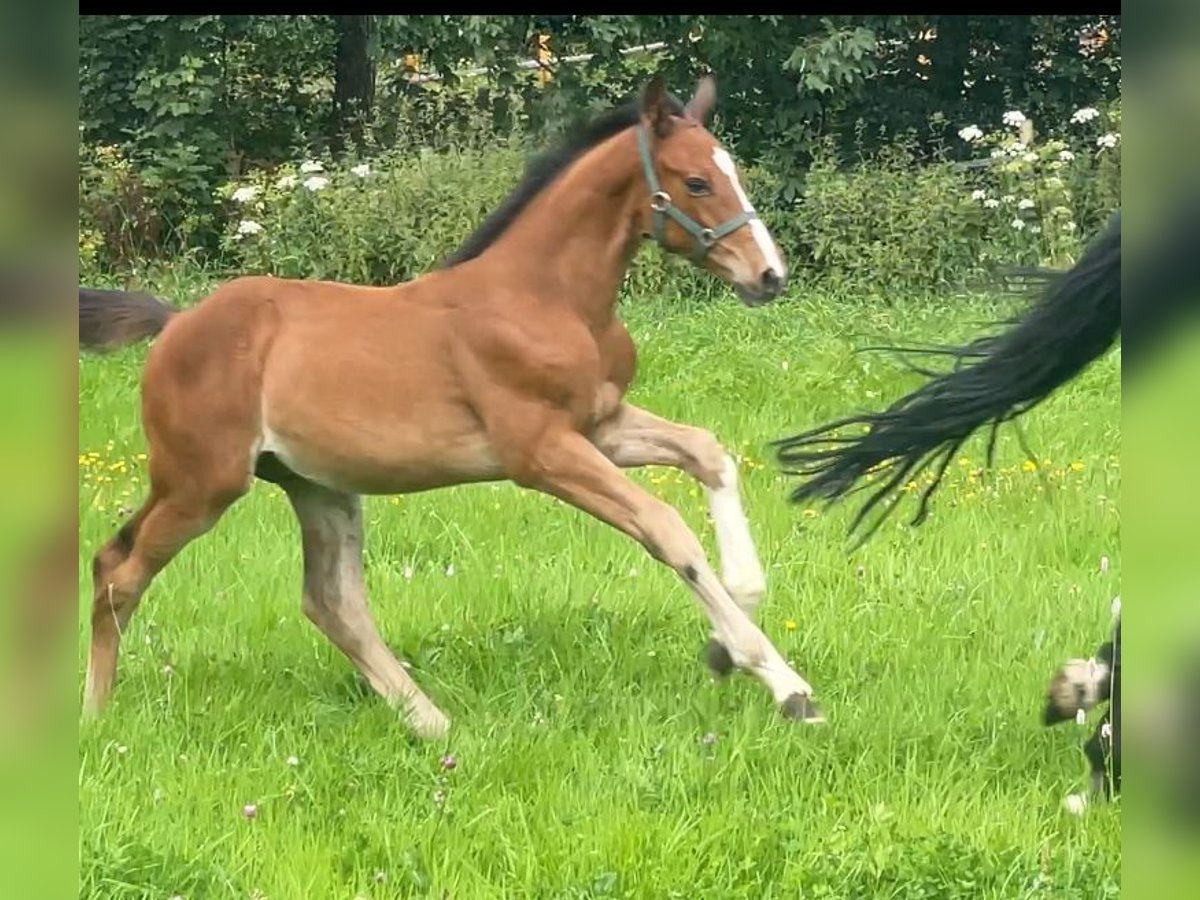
[78,278,1120,898]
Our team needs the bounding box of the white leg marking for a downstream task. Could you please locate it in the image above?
[1063,792,1089,815]
[706,454,766,616]
[688,561,814,706]
[712,147,786,279]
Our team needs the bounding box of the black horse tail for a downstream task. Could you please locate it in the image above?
[772,211,1122,542]
[79,287,178,353]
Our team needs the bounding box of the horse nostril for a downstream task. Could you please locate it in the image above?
[761,268,783,295]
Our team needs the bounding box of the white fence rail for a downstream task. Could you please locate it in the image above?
[401,41,670,85]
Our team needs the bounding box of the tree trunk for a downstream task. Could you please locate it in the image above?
[931,15,971,127]
[332,15,376,153]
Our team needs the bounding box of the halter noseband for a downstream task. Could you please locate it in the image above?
[636,122,758,263]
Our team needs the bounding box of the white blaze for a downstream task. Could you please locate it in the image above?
[711,147,786,280]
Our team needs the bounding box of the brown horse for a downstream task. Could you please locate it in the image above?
[80,75,823,739]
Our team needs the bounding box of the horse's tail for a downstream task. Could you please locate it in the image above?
[78,288,178,353]
[772,210,1122,542]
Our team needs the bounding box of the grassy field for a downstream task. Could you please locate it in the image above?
[78,278,1120,898]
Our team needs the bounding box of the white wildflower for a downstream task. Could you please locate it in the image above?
[957,125,984,142]
[231,186,258,204]
[1001,195,1016,204]
[1002,110,1027,127]
[1022,152,1038,163]
[983,198,1000,209]
[1058,149,1075,162]
[299,160,324,173]
[1062,221,1077,232]
[1071,106,1100,124]
[990,148,1007,159]
[445,563,455,577]
[276,174,298,190]
[351,163,371,178]
[1045,176,1064,188]
[1011,218,1025,231]
[303,176,329,192]
[1017,198,1035,210]
[1096,132,1120,149]
[1030,224,1042,234]
[1076,708,1087,726]
[970,189,987,201]
[286,755,299,767]
[236,219,263,237]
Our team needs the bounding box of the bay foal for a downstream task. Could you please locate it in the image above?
[82,75,824,738]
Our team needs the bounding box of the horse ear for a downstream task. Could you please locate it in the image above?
[640,74,674,139]
[684,75,716,124]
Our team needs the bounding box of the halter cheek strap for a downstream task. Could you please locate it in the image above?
[636,123,757,263]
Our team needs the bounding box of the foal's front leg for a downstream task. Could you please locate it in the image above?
[589,403,767,675]
[518,427,823,722]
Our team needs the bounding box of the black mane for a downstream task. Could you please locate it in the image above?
[439,93,685,269]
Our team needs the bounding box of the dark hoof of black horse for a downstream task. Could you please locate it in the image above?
[704,639,735,677]
[780,692,826,724]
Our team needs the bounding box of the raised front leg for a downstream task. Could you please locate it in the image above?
[590,404,766,611]
[589,403,769,677]
[515,426,823,723]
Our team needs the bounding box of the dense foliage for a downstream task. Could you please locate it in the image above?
[79,15,1121,293]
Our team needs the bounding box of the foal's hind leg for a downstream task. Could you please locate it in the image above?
[85,488,237,715]
[590,403,767,675]
[283,480,449,740]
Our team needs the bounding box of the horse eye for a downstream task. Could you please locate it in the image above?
[685,177,711,196]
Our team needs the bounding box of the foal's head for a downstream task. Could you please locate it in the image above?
[636,75,787,306]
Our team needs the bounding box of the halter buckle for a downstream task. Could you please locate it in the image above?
[649,191,672,213]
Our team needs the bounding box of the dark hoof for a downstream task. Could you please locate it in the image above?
[780,692,826,724]
[704,639,735,677]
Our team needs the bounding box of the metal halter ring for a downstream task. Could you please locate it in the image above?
[698,228,717,247]
[649,191,672,213]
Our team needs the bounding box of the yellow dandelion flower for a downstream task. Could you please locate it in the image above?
[802,508,818,519]
[1069,460,1085,472]
[136,453,147,461]
[1022,460,1037,473]
[785,619,797,631]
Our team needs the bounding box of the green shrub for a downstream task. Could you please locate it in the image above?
[85,102,1119,301]
[216,144,523,284]
[778,99,1120,297]
[78,140,215,270]
[212,140,779,298]
[785,135,988,297]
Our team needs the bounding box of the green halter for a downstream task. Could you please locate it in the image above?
[636,122,758,263]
